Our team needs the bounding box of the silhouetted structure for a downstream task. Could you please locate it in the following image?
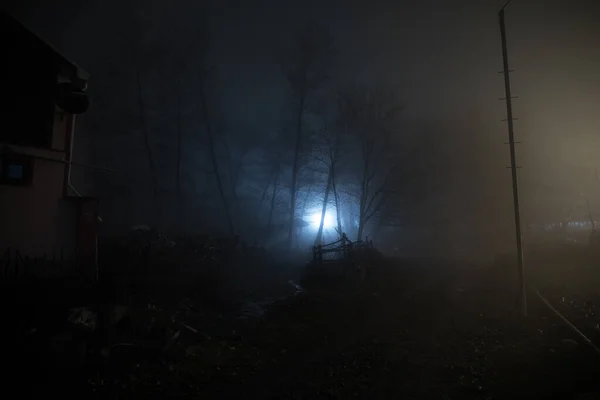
[0,12,96,278]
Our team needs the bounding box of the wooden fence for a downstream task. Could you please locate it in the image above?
[0,247,82,279]
[311,233,374,265]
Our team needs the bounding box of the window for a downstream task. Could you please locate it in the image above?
[0,153,33,186]
[7,164,24,180]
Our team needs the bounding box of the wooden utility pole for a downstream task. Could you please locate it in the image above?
[499,0,527,317]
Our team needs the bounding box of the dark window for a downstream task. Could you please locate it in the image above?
[0,154,33,186]
[7,164,24,180]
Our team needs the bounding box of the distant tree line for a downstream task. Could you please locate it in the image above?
[79,4,443,249]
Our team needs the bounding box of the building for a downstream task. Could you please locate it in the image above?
[0,11,97,277]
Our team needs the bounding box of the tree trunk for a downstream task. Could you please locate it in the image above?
[331,164,343,238]
[297,184,313,248]
[175,76,183,236]
[356,219,365,242]
[252,178,271,231]
[357,167,369,241]
[266,169,280,244]
[287,90,305,250]
[223,137,240,224]
[136,68,160,227]
[334,191,342,237]
[315,167,333,245]
[199,80,235,236]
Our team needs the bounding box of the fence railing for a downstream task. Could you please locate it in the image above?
[311,234,374,264]
[0,247,82,279]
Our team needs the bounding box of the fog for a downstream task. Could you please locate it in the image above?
[3,1,600,397]
[5,0,600,261]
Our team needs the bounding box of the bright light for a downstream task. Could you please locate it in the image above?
[307,211,334,230]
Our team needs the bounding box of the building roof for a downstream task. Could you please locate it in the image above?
[1,10,89,82]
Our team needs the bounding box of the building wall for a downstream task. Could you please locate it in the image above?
[0,107,79,258]
[68,114,95,196]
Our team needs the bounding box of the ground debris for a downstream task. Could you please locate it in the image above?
[6,255,600,398]
[67,307,97,331]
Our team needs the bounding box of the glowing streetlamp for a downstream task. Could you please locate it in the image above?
[307,210,334,230]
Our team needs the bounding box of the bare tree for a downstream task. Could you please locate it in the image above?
[316,100,356,241]
[175,75,183,235]
[199,83,235,236]
[186,29,236,236]
[314,122,343,244]
[298,177,317,246]
[135,68,161,226]
[314,171,333,245]
[332,178,343,236]
[338,86,403,241]
[221,128,256,226]
[266,166,281,237]
[173,28,206,236]
[280,23,334,249]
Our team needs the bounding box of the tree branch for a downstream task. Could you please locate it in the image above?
[363,179,387,222]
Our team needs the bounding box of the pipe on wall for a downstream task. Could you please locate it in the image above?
[63,113,82,197]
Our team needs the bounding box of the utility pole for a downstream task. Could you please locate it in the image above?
[499,0,527,316]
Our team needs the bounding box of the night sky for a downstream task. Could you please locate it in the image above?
[5,0,600,257]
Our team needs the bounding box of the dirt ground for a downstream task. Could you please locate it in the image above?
[3,255,600,399]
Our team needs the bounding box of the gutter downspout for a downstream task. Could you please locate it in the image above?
[63,113,81,197]
[63,112,100,281]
